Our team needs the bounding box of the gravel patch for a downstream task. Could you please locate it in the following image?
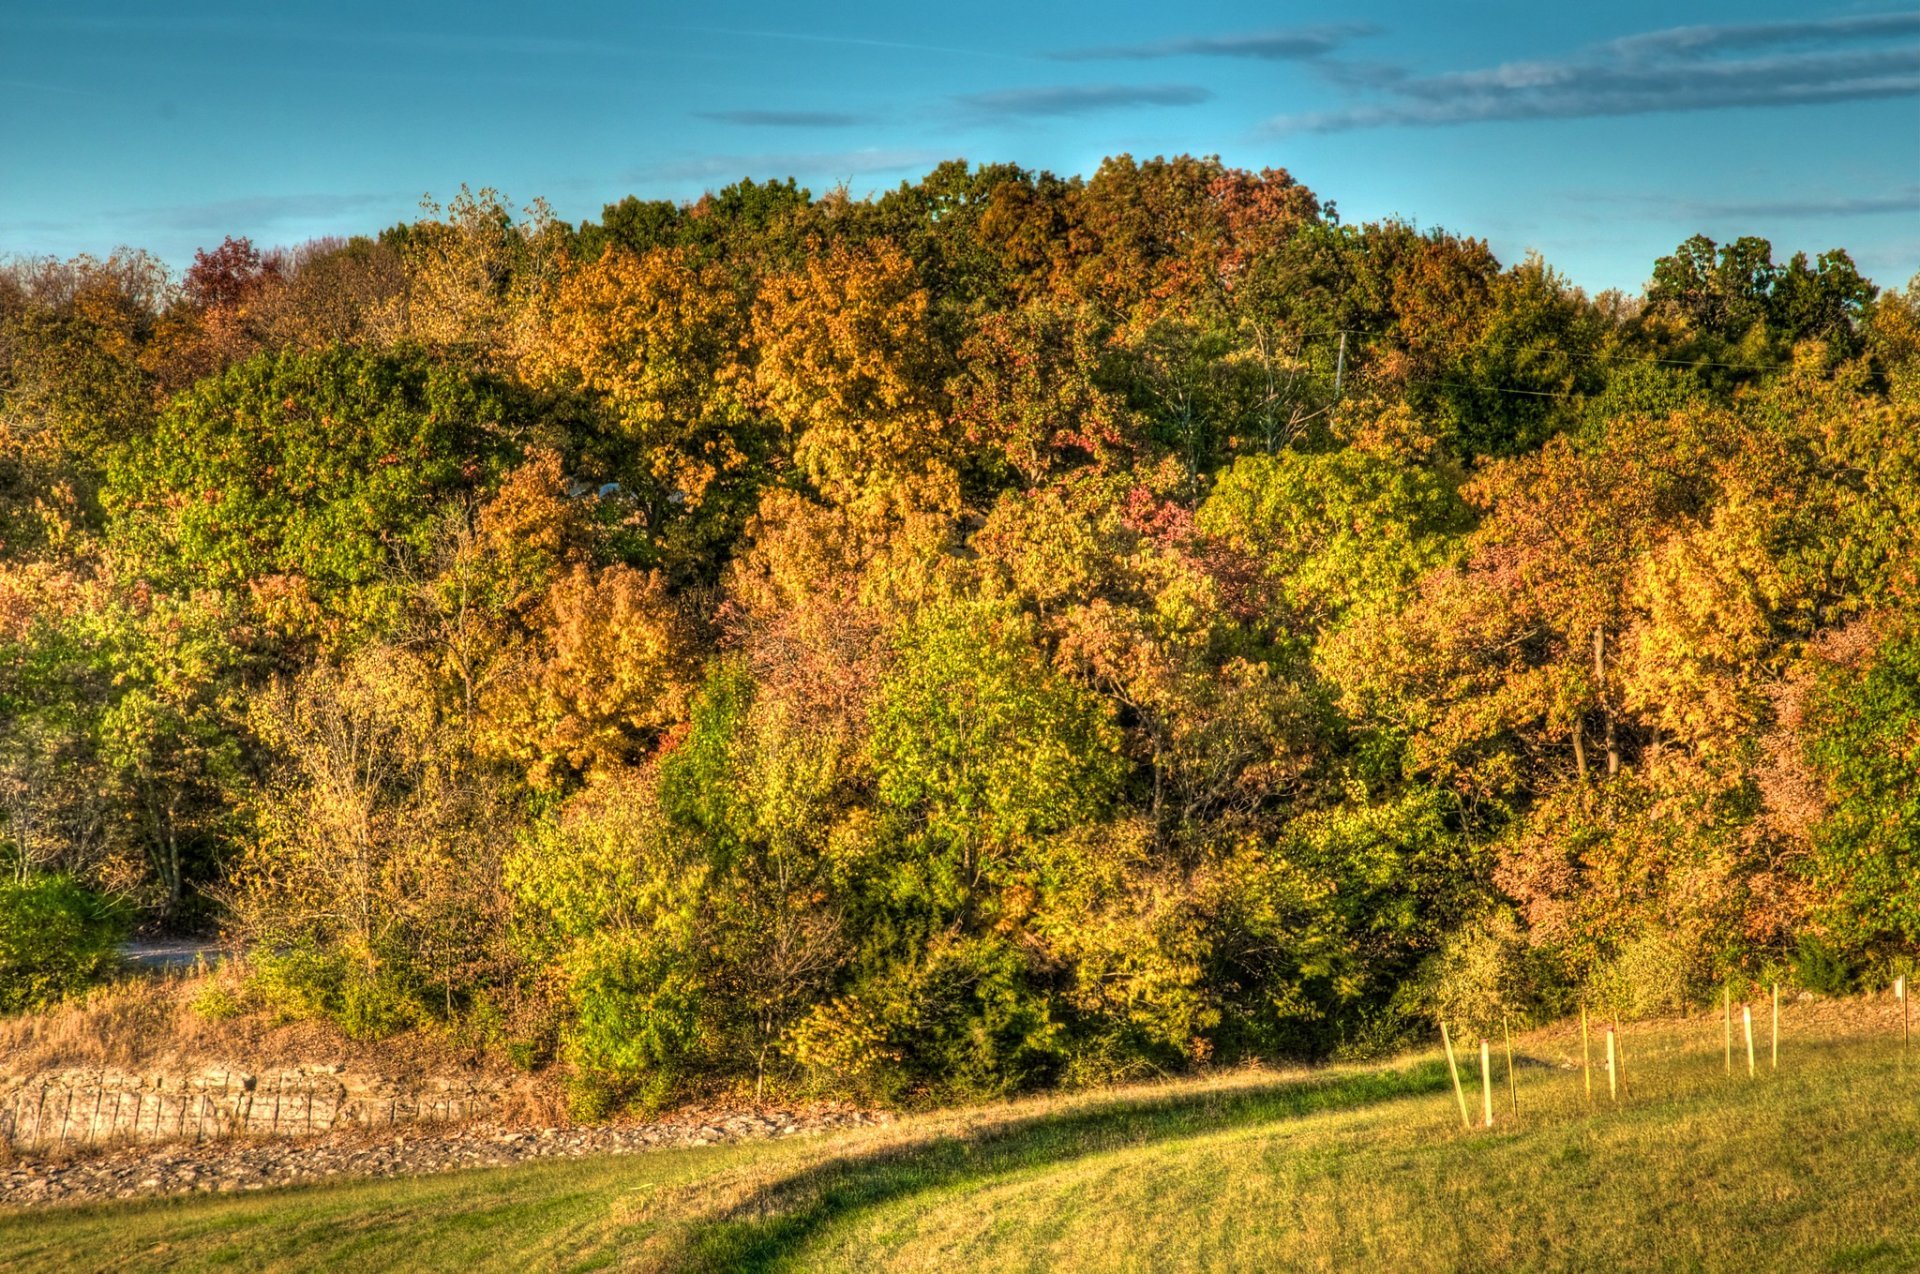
[0,1107,889,1209]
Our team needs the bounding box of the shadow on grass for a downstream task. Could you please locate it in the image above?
[647,1060,1451,1273]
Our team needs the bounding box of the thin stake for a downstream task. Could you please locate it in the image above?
[1771,983,1779,1072]
[1441,1023,1471,1131]
[1581,1006,1592,1102]
[1614,1019,1628,1097]
[1724,986,1732,1077]
[1901,976,1910,1061]
[1480,1038,1494,1128]
[1605,1028,1618,1102]
[1743,1004,1756,1079]
[1502,1015,1518,1116]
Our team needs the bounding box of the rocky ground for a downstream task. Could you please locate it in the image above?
[0,1106,890,1209]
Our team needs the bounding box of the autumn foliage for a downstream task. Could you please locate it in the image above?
[1,162,1916,1104]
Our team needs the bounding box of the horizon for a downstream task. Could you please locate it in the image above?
[2,1,1917,296]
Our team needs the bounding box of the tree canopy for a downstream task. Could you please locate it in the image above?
[3,157,1916,1106]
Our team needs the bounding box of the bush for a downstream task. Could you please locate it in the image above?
[1587,926,1708,1018]
[559,936,703,1112]
[1790,935,1856,996]
[249,946,424,1039]
[1807,625,1920,953]
[797,936,1067,1105]
[189,977,248,1022]
[0,875,128,1013]
[1408,912,1567,1037]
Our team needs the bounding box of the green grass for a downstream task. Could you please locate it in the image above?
[5,1005,1917,1272]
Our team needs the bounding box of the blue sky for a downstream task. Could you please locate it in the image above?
[2,1,1916,294]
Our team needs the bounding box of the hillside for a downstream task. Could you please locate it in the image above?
[3,996,1914,1272]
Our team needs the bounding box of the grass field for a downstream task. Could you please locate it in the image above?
[4,999,1916,1272]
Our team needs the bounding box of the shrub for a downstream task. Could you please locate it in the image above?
[560,935,704,1112]
[1408,912,1568,1037]
[1789,935,1856,996]
[1807,625,1920,954]
[1587,925,1708,1018]
[249,946,424,1039]
[0,875,128,1013]
[189,976,247,1022]
[806,936,1067,1105]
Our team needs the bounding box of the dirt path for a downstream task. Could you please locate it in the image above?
[117,942,229,973]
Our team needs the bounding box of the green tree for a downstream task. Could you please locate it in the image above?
[106,346,516,632]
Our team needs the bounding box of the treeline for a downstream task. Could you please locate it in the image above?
[1,157,1916,1108]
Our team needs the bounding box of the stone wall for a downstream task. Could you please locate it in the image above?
[1,1067,504,1150]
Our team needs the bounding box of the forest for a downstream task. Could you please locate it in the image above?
[0,156,1915,1112]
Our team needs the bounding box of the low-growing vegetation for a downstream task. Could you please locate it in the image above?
[0,875,126,1014]
[2,1000,1914,1272]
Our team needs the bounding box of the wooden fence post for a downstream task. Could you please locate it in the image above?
[1441,1023,1471,1132]
[1581,1006,1592,1103]
[1724,987,1732,1078]
[1771,983,1779,1073]
[1502,1015,1517,1116]
[1480,1038,1494,1128]
[1743,1004,1756,1080]
[1900,975,1910,1062]
[1605,1029,1618,1103]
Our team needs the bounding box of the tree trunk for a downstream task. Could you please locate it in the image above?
[165,817,182,918]
[1593,625,1620,776]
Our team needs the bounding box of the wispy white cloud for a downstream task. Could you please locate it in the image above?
[136,192,408,233]
[1602,13,1920,59]
[957,83,1211,118]
[5,192,405,240]
[635,147,954,184]
[665,25,1027,64]
[3,13,621,58]
[694,110,873,128]
[1052,24,1377,62]
[1269,12,1920,133]
[1589,186,1920,221]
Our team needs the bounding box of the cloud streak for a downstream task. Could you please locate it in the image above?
[0,193,408,257]
[957,83,1211,118]
[134,192,407,233]
[666,25,1027,65]
[694,110,871,128]
[636,147,953,184]
[1589,186,1920,221]
[1270,12,1920,133]
[1603,13,1920,59]
[1053,24,1377,62]
[4,13,623,58]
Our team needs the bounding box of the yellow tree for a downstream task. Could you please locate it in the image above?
[479,562,700,788]
[522,244,761,562]
[753,239,958,520]
[373,187,563,369]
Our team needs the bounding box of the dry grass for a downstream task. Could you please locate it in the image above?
[0,968,522,1088]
